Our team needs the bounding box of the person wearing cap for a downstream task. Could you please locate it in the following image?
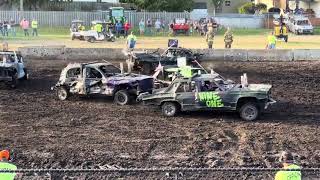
[0,150,17,180]
[275,151,301,180]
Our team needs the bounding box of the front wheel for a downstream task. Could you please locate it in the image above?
[57,87,69,101]
[162,102,178,117]
[239,102,260,121]
[87,37,95,43]
[110,37,116,42]
[114,90,131,106]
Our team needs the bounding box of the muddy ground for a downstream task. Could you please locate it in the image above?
[0,60,320,179]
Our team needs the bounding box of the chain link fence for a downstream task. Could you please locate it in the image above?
[2,168,320,180]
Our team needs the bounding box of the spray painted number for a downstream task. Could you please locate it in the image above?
[198,92,224,108]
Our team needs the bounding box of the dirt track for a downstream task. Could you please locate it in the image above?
[0,60,320,179]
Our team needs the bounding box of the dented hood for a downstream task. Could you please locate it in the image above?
[246,84,272,92]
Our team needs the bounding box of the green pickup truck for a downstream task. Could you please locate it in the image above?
[138,73,276,121]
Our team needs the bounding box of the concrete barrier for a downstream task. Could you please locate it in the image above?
[18,47,320,61]
[19,46,66,60]
[247,49,293,61]
[293,49,320,61]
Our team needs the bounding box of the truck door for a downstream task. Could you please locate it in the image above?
[196,80,227,110]
[84,67,103,94]
[175,81,197,111]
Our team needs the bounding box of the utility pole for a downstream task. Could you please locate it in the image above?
[20,0,23,11]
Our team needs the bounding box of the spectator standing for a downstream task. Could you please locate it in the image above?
[266,31,276,49]
[146,18,152,35]
[155,19,161,33]
[0,150,17,180]
[3,20,8,37]
[20,18,29,36]
[0,21,4,36]
[127,31,137,49]
[169,21,174,36]
[9,19,16,37]
[31,18,38,36]
[124,21,131,37]
[206,29,214,49]
[224,27,233,49]
[115,21,123,38]
[139,19,145,36]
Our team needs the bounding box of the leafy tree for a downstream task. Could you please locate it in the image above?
[11,0,48,10]
[210,0,225,15]
[238,2,255,14]
[120,0,194,12]
[255,3,267,13]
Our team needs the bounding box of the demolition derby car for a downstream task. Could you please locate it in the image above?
[52,62,153,105]
[126,47,203,74]
[0,51,28,88]
[138,73,276,121]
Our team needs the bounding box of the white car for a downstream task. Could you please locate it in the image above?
[0,51,28,88]
[287,15,314,35]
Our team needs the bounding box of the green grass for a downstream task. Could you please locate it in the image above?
[0,26,319,42]
[0,26,69,41]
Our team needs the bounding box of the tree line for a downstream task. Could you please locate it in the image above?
[3,0,226,12]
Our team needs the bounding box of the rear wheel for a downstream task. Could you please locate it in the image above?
[57,87,69,101]
[114,90,131,106]
[162,102,179,117]
[239,102,260,121]
[88,37,95,43]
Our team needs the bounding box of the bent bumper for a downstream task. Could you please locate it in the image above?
[264,98,276,110]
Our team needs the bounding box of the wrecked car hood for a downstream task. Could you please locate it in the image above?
[244,84,272,92]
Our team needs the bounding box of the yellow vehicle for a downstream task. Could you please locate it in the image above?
[274,25,288,42]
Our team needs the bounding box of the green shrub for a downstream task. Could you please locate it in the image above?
[238,2,255,14]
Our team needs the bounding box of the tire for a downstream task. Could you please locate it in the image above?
[71,35,75,40]
[57,87,69,101]
[110,37,116,42]
[284,36,288,43]
[161,102,178,117]
[114,90,130,106]
[239,102,260,121]
[88,37,95,43]
[22,68,28,80]
[8,72,18,88]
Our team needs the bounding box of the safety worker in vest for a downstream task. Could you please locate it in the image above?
[0,150,17,180]
[224,27,233,49]
[267,31,277,49]
[31,18,38,37]
[78,24,85,31]
[206,29,214,49]
[127,31,137,50]
[95,23,103,37]
[275,151,301,180]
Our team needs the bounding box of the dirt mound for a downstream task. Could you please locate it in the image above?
[0,60,320,179]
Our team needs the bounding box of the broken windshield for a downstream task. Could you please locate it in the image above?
[99,65,121,76]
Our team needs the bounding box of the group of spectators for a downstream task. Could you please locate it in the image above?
[138,18,166,35]
[0,18,38,37]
